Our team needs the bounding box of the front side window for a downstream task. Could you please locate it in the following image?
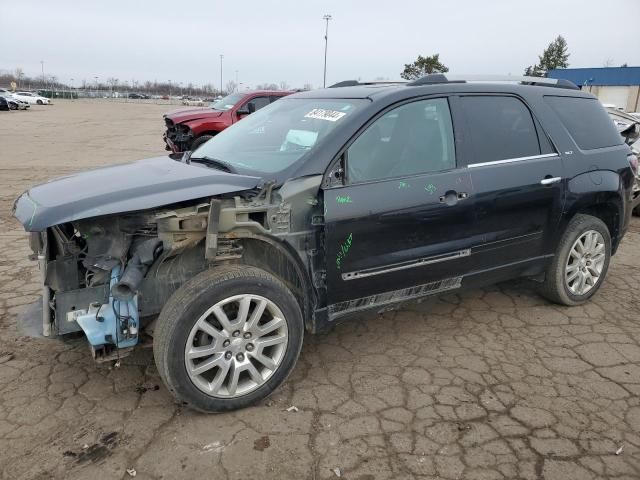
[193,98,366,173]
[461,96,541,163]
[245,96,270,112]
[347,98,456,183]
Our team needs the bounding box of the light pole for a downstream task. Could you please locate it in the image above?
[322,14,332,88]
[220,54,224,96]
[40,60,45,89]
[70,78,74,100]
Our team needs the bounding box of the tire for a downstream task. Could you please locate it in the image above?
[538,214,611,306]
[153,265,304,412]
[37,100,43,105]
[190,134,214,151]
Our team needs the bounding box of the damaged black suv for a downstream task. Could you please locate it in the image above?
[13,74,636,412]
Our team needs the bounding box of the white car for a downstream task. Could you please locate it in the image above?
[0,91,29,110]
[12,91,51,105]
[182,97,205,106]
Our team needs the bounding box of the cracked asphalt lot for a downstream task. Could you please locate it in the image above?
[1,101,640,480]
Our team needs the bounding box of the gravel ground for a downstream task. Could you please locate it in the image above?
[1,100,639,480]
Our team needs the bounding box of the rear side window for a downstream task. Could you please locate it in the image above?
[544,96,623,150]
[460,96,541,163]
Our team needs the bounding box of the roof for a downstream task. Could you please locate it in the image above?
[547,67,640,86]
[289,79,590,103]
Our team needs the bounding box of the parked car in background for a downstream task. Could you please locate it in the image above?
[182,97,205,107]
[12,91,51,105]
[606,107,640,215]
[0,91,29,110]
[13,74,636,412]
[127,92,149,99]
[163,90,293,153]
[0,96,9,111]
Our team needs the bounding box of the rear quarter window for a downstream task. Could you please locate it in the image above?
[544,96,623,150]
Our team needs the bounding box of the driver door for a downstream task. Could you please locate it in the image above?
[323,97,478,312]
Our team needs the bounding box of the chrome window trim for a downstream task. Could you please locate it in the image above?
[467,153,559,169]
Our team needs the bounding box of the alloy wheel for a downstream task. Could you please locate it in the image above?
[184,294,289,398]
[565,230,606,295]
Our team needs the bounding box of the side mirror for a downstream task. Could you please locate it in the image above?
[237,106,250,116]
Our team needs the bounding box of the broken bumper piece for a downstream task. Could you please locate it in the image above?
[74,266,140,361]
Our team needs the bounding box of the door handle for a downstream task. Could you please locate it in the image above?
[439,190,466,206]
[540,176,562,185]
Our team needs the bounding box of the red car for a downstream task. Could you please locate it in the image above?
[163,90,292,153]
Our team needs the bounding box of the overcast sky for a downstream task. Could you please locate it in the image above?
[2,0,639,89]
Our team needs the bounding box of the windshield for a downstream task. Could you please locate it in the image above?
[210,93,245,111]
[193,98,366,173]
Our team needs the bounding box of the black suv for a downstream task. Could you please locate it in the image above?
[13,74,636,412]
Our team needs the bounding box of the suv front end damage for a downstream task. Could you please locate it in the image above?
[13,159,323,363]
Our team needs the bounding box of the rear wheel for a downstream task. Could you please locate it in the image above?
[190,134,214,151]
[153,265,304,412]
[37,99,43,105]
[539,214,611,306]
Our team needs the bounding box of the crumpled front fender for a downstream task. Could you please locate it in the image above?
[13,156,261,231]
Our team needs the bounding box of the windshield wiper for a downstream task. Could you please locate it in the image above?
[189,155,237,173]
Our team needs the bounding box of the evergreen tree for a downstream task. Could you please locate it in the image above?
[524,35,570,77]
[401,54,449,80]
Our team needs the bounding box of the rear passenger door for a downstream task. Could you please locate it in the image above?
[454,94,565,274]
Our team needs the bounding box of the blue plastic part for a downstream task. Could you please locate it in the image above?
[75,266,139,350]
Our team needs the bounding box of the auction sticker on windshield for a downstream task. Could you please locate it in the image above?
[304,109,347,122]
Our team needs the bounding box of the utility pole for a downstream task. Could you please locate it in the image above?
[220,54,224,96]
[322,14,332,88]
[40,60,45,89]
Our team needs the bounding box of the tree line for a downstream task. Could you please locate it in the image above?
[0,69,311,96]
[400,35,572,80]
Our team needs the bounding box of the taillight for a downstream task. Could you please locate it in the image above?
[629,153,639,175]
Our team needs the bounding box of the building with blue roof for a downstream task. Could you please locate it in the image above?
[547,67,640,112]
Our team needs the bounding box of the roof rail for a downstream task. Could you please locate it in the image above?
[407,74,579,90]
[328,80,406,88]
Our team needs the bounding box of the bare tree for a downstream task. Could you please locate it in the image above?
[225,80,237,93]
[256,83,279,90]
[603,57,614,67]
[279,81,290,91]
[303,83,313,91]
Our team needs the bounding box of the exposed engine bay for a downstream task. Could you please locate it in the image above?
[29,177,323,362]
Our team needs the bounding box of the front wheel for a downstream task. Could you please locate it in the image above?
[190,134,213,151]
[539,214,611,306]
[37,100,43,105]
[153,265,304,412]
